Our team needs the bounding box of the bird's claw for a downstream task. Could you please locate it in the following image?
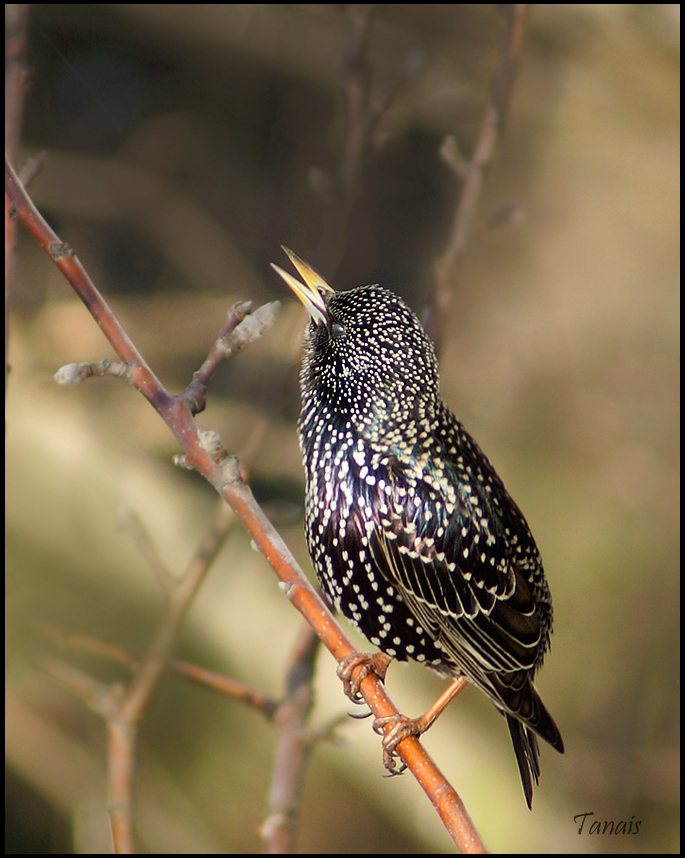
[373,714,422,775]
[336,652,392,703]
[347,705,373,720]
[381,751,408,776]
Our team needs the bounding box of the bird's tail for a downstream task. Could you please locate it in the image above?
[506,715,541,810]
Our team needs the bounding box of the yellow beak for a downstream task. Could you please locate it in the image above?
[271,246,334,328]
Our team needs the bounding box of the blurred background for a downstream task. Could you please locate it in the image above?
[6,4,679,853]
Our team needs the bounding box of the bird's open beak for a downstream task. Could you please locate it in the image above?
[271,246,334,328]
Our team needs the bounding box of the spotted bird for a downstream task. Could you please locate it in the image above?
[272,247,564,807]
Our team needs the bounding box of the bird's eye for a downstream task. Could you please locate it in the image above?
[331,322,345,337]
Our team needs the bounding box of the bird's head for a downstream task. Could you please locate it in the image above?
[272,247,440,442]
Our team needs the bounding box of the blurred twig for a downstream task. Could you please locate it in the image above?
[5,3,31,390]
[432,4,531,348]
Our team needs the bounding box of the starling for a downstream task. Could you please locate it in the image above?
[272,247,564,807]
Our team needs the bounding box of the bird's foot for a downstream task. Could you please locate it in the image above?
[337,652,392,703]
[373,714,424,774]
[373,676,469,773]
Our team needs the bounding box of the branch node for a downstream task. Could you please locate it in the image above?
[199,430,228,462]
[219,300,282,357]
[48,241,74,260]
[54,360,134,385]
[220,453,242,483]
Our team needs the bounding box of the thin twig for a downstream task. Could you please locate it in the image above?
[43,623,281,719]
[261,623,320,853]
[432,4,531,348]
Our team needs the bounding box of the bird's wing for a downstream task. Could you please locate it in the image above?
[366,451,546,685]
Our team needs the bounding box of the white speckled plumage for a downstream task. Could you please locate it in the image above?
[273,249,563,807]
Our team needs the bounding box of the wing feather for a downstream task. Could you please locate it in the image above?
[366,453,549,718]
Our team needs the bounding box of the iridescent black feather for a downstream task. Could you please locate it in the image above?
[273,251,564,807]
